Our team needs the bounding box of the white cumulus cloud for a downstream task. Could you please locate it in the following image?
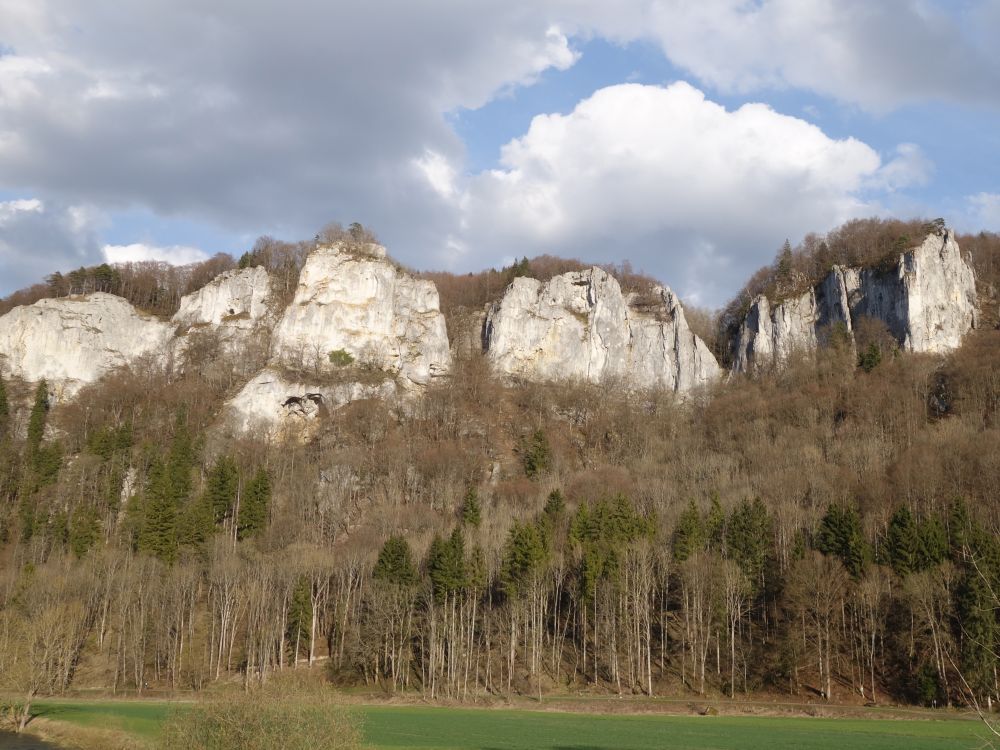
[442,82,910,304]
[102,242,209,266]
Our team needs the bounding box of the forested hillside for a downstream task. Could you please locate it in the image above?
[1,219,1000,713]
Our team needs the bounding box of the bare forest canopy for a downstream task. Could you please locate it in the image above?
[1,216,1000,713]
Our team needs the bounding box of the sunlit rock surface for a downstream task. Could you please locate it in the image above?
[733,229,977,373]
[0,293,173,398]
[483,267,720,392]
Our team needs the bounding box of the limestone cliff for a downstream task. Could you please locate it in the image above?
[225,368,396,439]
[172,266,274,363]
[732,229,977,373]
[173,266,272,331]
[483,268,720,392]
[224,242,452,436]
[0,293,173,398]
[269,243,451,385]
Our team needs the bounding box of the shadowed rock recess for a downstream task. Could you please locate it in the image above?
[0,228,979,436]
[732,229,977,374]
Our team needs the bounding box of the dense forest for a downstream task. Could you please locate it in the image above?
[1,218,1000,717]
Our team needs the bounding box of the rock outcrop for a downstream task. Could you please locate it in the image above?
[224,242,452,436]
[225,368,396,439]
[732,229,977,373]
[269,243,451,385]
[483,268,720,392]
[0,293,173,398]
[173,266,272,331]
[172,266,274,363]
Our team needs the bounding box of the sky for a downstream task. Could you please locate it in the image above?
[0,0,998,307]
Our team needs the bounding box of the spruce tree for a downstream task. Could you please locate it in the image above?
[917,515,948,570]
[459,487,481,528]
[204,455,238,524]
[501,521,545,599]
[69,506,100,559]
[776,239,793,281]
[816,504,869,578]
[885,507,919,576]
[427,528,467,602]
[26,380,49,460]
[956,565,997,698]
[522,429,551,478]
[726,497,771,586]
[705,494,725,552]
[138,457,178,563]
[373,535,417,587]
[177,493,214,549]
[672,500,704,562]
[237,467,271,540]
[287,577,313,661]
[544,489,565,519]
[166,411,195,504]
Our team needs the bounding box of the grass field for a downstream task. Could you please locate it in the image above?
[30,699,988,750]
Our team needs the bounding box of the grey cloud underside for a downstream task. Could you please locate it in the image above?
[1,1,998,304]
[0,203,103,292]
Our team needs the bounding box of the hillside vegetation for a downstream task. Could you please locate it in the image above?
[1,218,999,717]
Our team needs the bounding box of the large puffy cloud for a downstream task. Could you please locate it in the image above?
[448,83,911,304]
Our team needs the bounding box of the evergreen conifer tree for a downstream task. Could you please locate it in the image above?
[705,494,725,552]
[885,507,919,576]
[26,380,49,460]
[459,487,481,528]
[139,457,179,563]
[237,467,271,540]
[916,515,948,570]
[501,521,545,599]
[816,504,869,578]
[522,429,551,478]
[776,239,793,280]
[373,535,417,587]
[69,505,100,559]
[204,454,239,524]
[673,500,704,562]
[0,375,8,435]
[726,497,771,586]
[427,528,467,602]
[287,577,313,661]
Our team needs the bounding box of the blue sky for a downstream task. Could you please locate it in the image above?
[1,1,998,306]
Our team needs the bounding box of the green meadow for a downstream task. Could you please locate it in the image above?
[30,699,988,750]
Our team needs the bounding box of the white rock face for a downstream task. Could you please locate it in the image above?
[173,266,272,330]
[0,293,173,398]
[224,242,452,437]
[270,243,451,385]
[226,368,396,439]
[733,229,978,373]
[172,266,274,364]
[483,268,720,392]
